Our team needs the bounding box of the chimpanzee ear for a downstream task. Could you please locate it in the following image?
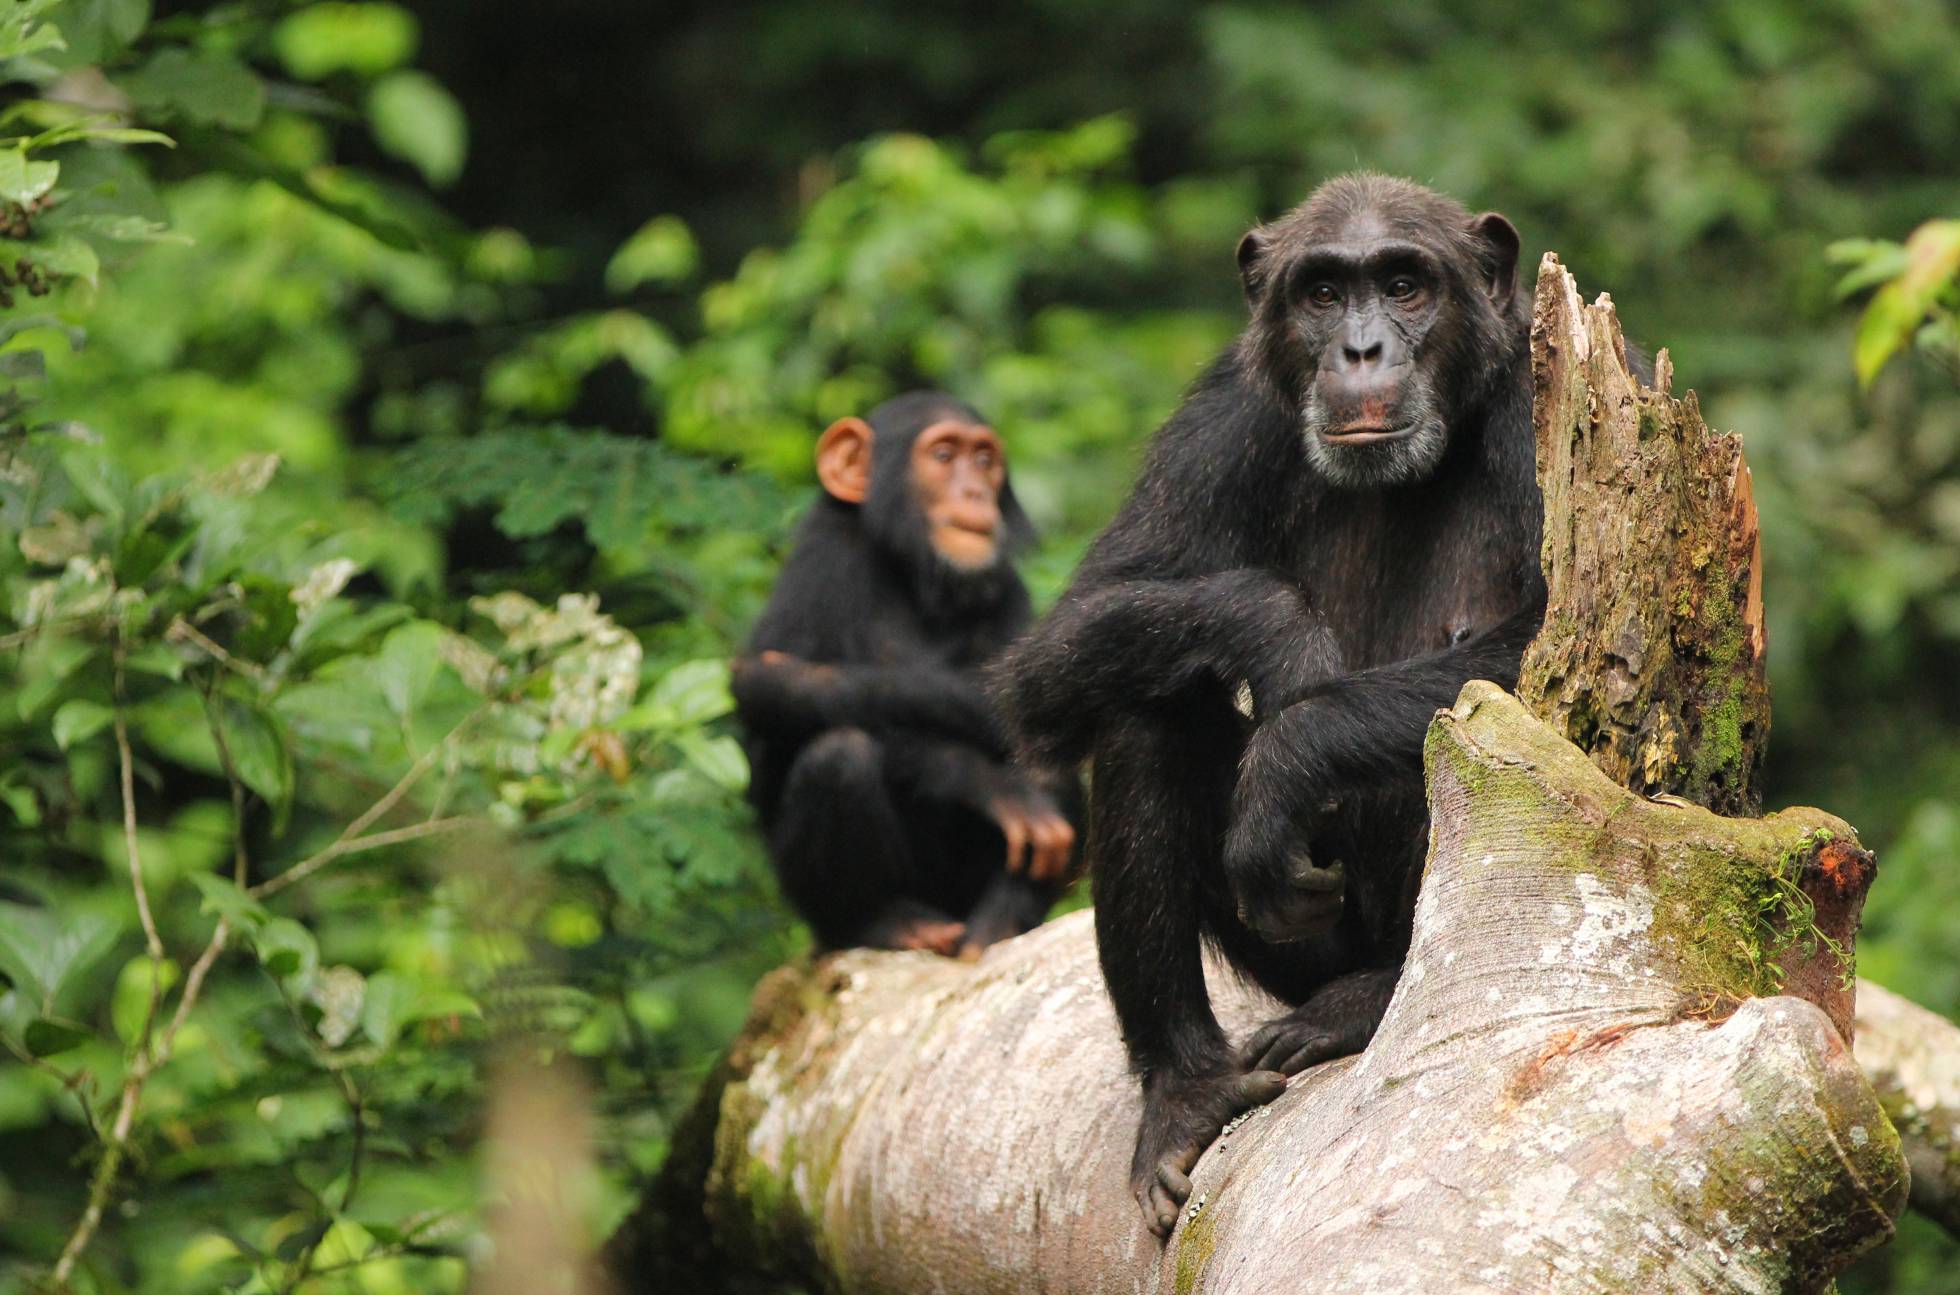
[1236,227,1271,310]
[815,416,873,504]
[1468,212,1521,308]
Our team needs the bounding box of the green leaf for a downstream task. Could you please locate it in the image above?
[273,2,418,79]
[123,642,187,680]
[606,216,700,294]
[110,955,177,1042]
[44,0,146,67]
[0,147,59,204]
[1855,220,1960,387]
[0,779,40,828]
[0,313,84,350]
[677,733,747,792]
[646,659,733,728]
[252,918,318,981]
[0,903,119,1008]
[359,970,413,1048]
[24,1016,91,1057]
[366,70,466,187]
[215,696,293,821]
[26,235,99,285]
[0,5,66,61]
[57,442,127,521]
[51,698,113,749]
[119,49,265,130]
[375,620,444,720]
[187,873,269,929]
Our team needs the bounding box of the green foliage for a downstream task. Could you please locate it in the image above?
[1831,220,1960,386]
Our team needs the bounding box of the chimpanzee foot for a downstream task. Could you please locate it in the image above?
[862,903,966,956]
[1131,1068,1288,1238]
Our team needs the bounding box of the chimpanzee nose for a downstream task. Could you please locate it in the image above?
[1341,340,1383,367]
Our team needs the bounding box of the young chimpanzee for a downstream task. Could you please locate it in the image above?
[734,392,1079,958]
[995,175,1569,1235]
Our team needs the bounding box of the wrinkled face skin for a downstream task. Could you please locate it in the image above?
[911,419,1007,570]
[1238,177,1521,490]
[1289,212,1451,487]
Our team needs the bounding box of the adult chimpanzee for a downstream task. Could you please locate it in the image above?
[996,174,1572,1236]
[733,392,1079,959]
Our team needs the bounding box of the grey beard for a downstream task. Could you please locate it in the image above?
[1301,387,1448,489]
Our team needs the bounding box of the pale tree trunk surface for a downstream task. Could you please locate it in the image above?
[654,258,1952,1292]
[1855,981,1960,1236]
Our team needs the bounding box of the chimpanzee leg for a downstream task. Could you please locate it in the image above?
[1091,706,1289,1238]
[772,727,963,954]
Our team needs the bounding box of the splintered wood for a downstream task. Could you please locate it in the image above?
[1519,254,1769,817]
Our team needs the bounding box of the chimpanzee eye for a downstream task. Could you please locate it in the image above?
[932,444,955,463]
[975,447,996,469]
[1386,276,1419,300]
[1307,283,1340,307]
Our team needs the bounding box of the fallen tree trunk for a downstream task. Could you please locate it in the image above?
[681,687,1900,1293]
[647,257,1936,1290]
[1855,980,1960,1236]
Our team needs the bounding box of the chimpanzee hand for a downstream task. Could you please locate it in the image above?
[1221,702,1346,944]
[986,780,1076,883]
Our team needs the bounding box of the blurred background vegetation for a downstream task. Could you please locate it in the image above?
[0,1,1955,1291]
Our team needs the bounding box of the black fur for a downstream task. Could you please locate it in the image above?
[734,392,1077,954]
[993,175,1548,1236]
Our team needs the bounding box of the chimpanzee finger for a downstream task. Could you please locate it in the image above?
[998,812,1028,874]
[1029,816,1069,882]
[1247,1035,1292,1075]
[1236,1023,1285,1071]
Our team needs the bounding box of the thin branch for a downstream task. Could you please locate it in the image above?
[250,703,491,900]
[250,816,479,900]
[166,616,266,681]
[203,683,253,890]
[150,918,230,1069]
[112,641,164,961]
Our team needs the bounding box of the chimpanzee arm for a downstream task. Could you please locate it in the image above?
[731,653,1005,754]
[993,359,1318,766]
[992,569,1338,766]
[1221,601,1542,938]
[880,732,1079,883]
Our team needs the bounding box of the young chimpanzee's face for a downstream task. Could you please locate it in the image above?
[909,419,1007,570]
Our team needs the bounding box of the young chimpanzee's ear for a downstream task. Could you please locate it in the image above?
[1468,212,1521,309]
[1236,226,1271,310]
[815,416,874,504]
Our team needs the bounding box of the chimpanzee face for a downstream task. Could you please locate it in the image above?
[1285,218,1452,486]
[909,419,1007,570]
[814,398,1027,592]
[1238,179,1521,490]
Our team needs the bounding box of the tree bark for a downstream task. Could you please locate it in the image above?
[652,256,1936,1291]
[1855,980,1960,1236]
[1519,256,1770,817]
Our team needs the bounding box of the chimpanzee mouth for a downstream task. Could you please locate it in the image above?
[1319,423,1414,445]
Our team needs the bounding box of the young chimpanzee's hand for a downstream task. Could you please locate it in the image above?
[986,782,1076,883]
